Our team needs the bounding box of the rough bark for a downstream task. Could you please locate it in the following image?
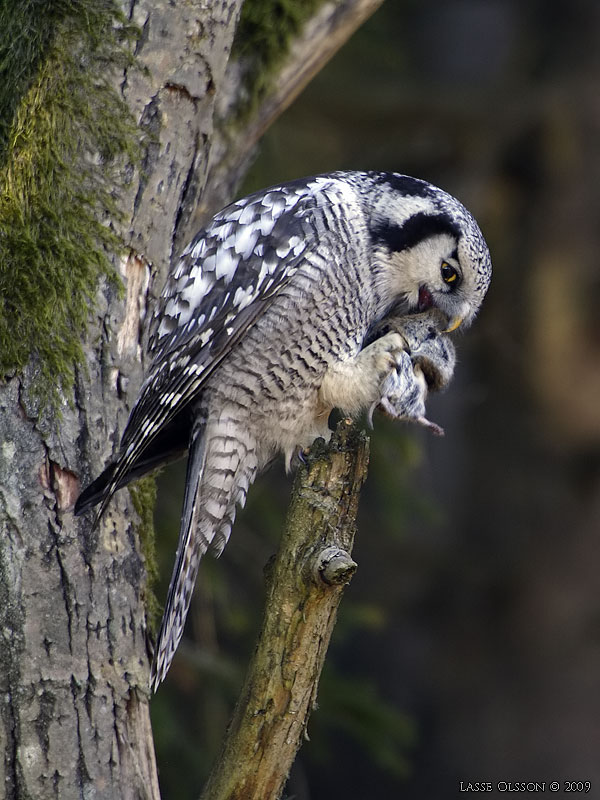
[0,2,243,798]
[0,1,383,797]
[200,422,369,800]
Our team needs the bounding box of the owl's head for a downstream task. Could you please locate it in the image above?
[368,173,492,332]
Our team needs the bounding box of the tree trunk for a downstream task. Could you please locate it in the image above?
[0,2,242,797]
[0,1,383,797]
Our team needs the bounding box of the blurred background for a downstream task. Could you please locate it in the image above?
[151,1,600,796]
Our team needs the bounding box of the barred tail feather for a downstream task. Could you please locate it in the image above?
[150,424,207,691]
[150,419,258,690]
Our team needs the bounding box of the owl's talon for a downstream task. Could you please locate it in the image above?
[297,448,308,465]
[366,402,377,429]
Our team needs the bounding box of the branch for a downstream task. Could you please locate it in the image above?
[200,420,370,800]
[239,0,386,148]
[192,0,385,232]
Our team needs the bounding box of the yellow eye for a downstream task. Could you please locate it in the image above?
[441,261,459,284]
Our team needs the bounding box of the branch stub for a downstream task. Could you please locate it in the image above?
[314,545,358,587]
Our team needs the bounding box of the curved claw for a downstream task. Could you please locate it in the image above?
[366,401,377,429]
[297,448,308,465]
[417,416,445,436]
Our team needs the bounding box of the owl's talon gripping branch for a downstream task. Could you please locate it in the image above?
[74,170,491,688]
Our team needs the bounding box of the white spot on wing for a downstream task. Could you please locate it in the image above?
[263,193,286,216]
[191,239,207,259]
[233,285,255,310]
[203,254,216,272]
[226,207,243,222]
[239,202,260,225]
[288,235,305,256]
[186,362,205,376]
[157,318,172,337]
[258,215,275,237]
[165,298,178,317]
[216,222,234,241]
[215,250,239,282]
[181,273,211,307]
[264,256,279,274]
[233,225,260,259]
[173,259,188,279]
[199,328,213,346]
[161,391,183,407]
[257,261,268,284]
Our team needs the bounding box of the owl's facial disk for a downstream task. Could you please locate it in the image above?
[372,196,491,333]
[386,234,475,331]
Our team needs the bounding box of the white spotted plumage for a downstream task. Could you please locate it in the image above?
[75,170,491,689]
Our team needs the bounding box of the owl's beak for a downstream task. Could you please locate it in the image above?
[444,315,464,333]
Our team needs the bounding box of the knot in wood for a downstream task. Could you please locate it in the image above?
[314,546,357,587]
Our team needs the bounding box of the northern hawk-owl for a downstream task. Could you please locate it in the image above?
[75,170,492,689]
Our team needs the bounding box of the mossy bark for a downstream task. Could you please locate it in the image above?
[0,1,383,798]
[0,2,243,798]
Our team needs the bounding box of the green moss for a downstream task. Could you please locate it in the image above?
[129,475,161,631]
[0,0,141,407]
[233,0,326,117]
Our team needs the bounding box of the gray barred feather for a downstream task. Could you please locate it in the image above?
[150,412,259,689]
[75,170,492,689]
[150,426,207,690]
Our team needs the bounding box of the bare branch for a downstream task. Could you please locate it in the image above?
[200,421,370,800]
[242,0,386,145]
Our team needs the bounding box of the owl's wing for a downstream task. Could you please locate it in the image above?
[91,178,341,518]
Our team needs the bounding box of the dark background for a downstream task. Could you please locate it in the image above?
[152,1,600,796]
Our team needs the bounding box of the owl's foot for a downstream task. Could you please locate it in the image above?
[366,312,455,434]
[319,331,409,417]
